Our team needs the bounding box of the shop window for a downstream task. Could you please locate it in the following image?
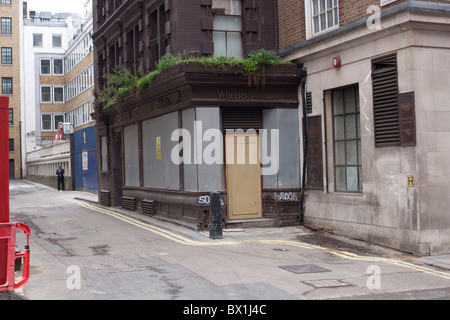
[332,85,362,193]
[101,136,109,172]
[123,124,140,187]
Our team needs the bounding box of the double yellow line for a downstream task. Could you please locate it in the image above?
[74,200,450,281]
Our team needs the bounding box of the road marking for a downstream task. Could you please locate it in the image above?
[73,200,450,281]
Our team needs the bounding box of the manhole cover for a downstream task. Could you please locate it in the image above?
[279,264,331,274]
[303,279,352,288]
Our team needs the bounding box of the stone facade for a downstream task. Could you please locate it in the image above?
[278,0,450,255]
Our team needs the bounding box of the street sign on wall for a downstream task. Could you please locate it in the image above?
[82,151,88,171]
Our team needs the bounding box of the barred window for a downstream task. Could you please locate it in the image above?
[1,17,12,34]
[2,77,12,95]
[1,47,12,64]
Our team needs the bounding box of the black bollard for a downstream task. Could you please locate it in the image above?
[209,192,223,239]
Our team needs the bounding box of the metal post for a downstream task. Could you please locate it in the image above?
[209,192,223,239]
[0,97,10,287]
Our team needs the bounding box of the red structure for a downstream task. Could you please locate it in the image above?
[0,97,30,293]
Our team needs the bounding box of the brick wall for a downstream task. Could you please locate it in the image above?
[278,0,306,49]
[0,1,22,179]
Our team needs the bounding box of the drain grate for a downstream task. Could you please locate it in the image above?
[279,264,331,274]
[303,279,352,288]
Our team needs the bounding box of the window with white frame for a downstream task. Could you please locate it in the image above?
[41,86,52,102]
[53,59,64,75]
[307,0,339,37]
[52,35,62,48]
[53,114,64,130]
[212,0,243,59]
[64,99,94,129]
[40,59,51,75]
[33,34,43,47]
[53,86,64,103]
[65,64,94,101]
[41,114,52,131]
[65,33,93,73]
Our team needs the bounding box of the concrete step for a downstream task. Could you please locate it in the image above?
[225,218,275,229]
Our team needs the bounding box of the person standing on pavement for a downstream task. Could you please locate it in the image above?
[56,165,65,191]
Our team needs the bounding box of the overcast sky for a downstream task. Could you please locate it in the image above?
[26,0,87,14]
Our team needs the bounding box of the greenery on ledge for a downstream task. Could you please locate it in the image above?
[95,49,292,110]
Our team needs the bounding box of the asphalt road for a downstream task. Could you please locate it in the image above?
[7,179,450,302]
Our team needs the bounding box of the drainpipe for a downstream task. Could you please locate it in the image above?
[297,69,308,223]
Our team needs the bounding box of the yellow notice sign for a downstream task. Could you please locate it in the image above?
[156,137,162,159]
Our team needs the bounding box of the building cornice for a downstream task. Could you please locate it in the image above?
[279,1,450,61]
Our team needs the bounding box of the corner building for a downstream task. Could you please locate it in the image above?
[92,0,302,228]
[278,0,450,255]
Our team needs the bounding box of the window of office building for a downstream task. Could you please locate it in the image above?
[53,87,64,103]
[1,0,12,5]
[41,114,52,131]
[41,86,52,102]
[53,59,64,75]
[41,59,51,75]
[33,34,43,47]
[52,35,62,48]
[53,114,64,130]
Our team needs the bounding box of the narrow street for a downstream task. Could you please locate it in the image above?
[8,180,450,302]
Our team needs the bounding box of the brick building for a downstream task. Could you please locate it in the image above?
[278,0,450,255]
[92,0,302,228]
[0,0,23,179]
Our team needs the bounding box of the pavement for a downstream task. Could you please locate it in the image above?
[4,179,450,301]
[69,185,450,272]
